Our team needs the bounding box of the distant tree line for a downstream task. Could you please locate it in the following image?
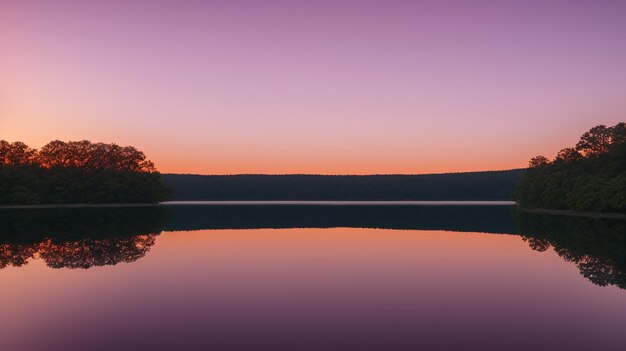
[0,140,168,204]
[514,122,626,212]
[163,169,524,201]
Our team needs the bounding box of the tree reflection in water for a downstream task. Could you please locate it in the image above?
[0,207,165,269]
[39,236,157,269]
[0,243,37,269]
[0,235,158,269]
[516,211,626,289]
[0,205,624,290]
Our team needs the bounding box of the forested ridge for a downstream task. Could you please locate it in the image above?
[0,140,168,204]
[514,122,626,212]
[163,169,523,201]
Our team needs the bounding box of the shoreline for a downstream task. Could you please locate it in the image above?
[0,203,160,210]
[518,207,626,220]
[0,200,515,210]
[1,202,624,220]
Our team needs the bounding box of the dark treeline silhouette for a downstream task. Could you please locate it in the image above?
[514,122,626,212]
[0,140,169,204]
[0,207,165,269]
[163,170,524,201]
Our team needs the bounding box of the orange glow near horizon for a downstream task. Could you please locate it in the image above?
[0,122,613,175]
[153,152,528,175]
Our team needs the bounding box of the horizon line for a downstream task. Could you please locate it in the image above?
[162,168,525,177]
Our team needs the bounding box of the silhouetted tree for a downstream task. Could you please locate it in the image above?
[554,148,583,164]
[576,124,613,156]
[38,140,156,172]
[610,122,626,146]
[0,140,37,166]
[528,155,549,168]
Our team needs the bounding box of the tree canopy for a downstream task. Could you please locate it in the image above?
[2,139,156,172]
[515,122,626,212]
[0,140,168,204]
[0,140,37,166]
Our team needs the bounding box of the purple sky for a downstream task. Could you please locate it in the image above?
[1,0,625,174]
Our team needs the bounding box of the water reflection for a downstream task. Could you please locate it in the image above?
[0,205,625,289]
[0,207,165,269]
[164,205,518,233]
[516,211,626,289]
[0,243,36,269]
[0,236,157,269]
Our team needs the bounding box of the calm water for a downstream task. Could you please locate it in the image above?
[1,205,625,351]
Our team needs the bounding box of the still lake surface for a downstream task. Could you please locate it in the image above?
[1,203,625,351]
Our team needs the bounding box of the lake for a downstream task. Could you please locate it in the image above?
[1,204,625,351]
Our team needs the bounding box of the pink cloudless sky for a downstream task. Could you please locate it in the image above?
[1,0,625,174]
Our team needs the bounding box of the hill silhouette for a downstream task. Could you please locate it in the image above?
[163,169,523,201]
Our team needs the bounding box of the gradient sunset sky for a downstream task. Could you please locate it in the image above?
[1,0,625,174]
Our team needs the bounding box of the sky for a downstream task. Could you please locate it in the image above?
[1,0,625,175]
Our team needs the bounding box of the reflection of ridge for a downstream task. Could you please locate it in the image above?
[165,205,519,233]
[1,205,625,290]
[0,235,158,269]
[516,212,626,290]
